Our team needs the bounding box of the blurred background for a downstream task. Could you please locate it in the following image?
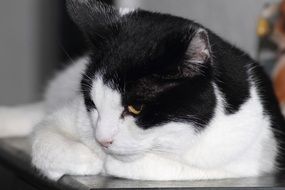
[0,0,284,110]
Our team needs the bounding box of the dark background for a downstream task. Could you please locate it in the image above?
[38,0,114,89]
[57,0,114,64]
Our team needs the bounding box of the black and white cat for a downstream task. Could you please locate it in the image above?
[1,0,285,181]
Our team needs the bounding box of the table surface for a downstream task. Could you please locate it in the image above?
[0,137,285,190]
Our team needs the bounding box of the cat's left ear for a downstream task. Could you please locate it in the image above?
[66,0,119,45]
[182,29,212,77]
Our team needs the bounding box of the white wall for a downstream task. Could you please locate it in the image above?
[117,0,280,58]
[0,0,40,105]
[0,0,58,106]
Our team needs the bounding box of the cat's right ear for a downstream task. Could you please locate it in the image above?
[186,29,211,64]
[66,0,119,45]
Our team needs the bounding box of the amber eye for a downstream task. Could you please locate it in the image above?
[127,105,143,115]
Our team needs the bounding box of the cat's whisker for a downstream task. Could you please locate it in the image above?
[79,89,92,93]
[81,84,93,90]
[82,73,94,82]
[81,82,93,87]
[271,127,285,136]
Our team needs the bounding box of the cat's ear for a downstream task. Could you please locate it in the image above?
[66,0,119,44]
[186,29,211,64]
[181,28,212,77]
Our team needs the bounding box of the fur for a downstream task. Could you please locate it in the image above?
[0,0,285,181]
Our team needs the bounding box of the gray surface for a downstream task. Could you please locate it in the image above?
[64,175,285,189]
[0,137,285,189]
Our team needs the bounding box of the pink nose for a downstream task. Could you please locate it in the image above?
[98,140,113,148]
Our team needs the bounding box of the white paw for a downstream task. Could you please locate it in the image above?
[104,154,201,180]
[32,141,104,180]
[104,156,128,178]
[104,155,155,180]
[41,156,103,181]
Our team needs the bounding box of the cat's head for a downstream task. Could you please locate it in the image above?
[67,0,216,161]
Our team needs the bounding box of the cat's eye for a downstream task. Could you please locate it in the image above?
[127,105,143,115]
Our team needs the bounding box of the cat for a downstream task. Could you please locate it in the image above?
[1,0,285,181]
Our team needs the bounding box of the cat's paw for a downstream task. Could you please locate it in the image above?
[104,156,129,178]
[40,155,103,181]
[32,140,104,181]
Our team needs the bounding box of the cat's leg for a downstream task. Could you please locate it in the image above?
[32,126,104,180]
[0,103,44,137]
[105,154,235,181]
[32,97,104,180]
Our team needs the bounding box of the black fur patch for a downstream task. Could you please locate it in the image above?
[210,33,251,114]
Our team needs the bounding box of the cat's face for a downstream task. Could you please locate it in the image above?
[67,0,216,160]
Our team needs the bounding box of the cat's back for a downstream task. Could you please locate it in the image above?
[44,56,89,113]
[208,30,285,171]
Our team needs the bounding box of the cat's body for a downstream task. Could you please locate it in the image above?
[1,0,285,181]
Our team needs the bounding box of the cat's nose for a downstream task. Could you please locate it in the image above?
[98,140,113,148]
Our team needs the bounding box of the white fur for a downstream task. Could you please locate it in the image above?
[0,55,278,180]
[0,103,44,137]
[91,77,123,144]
